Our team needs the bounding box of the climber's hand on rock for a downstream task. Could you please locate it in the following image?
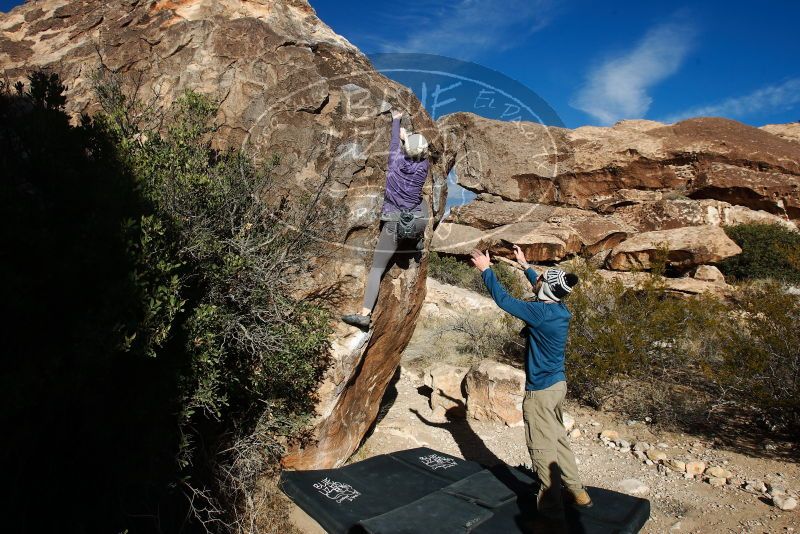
[470,249,492,272]
[513,245,529,268]
[391,109,403,120]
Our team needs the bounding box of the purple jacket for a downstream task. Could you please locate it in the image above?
[382,117,429,214]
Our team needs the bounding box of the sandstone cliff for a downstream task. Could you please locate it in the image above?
[1,0,450,469]
[435,112,799,277]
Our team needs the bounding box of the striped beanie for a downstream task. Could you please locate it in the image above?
[537,269,579,302]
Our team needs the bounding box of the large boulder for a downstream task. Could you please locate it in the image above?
[431,222,492,255]
[439,112,800,219]
[0,0,451,469]
[615,198,797,232]
[464,360,526,427]
[447,196,631,256]
[424,364,469,417]
[606,226,742,271]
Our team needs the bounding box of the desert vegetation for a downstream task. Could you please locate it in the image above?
[1,71,333,532]
[427,248,800,440]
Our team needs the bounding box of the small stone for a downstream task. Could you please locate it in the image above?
[646,449,667,462]
[600,429,620,441]
[685,461,706,476]
[657,442,669,449]
[633,441,650,452]
[562,412,576,432]
[745,480,768,493]
[705,466,727,478]
[619,478,650,496]
[708,477,727,487]
[683,473,694,480]
[773,495,798,511]
[569,428,581,439]
[767,483,787,496]
[633,450,646,460]
[618,439,631,449]
[645,459,654,466]
[590,421,600,427]
[666,459,686,472]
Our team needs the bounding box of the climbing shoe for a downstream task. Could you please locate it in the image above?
[564,488,593,508]
[342,313,371,329]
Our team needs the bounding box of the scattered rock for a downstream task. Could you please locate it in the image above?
[600,429,620,441]
[693,265,726,284]
[666,459,687,472]
[569,428,582,439]
[685,461,706,476]
[646,449,667,462]
[705,466,732,479]
[618,478,650,496]
[773,495,798,511]
[707,477,727,487]
[633,441,651,452]
[562,412,576,432]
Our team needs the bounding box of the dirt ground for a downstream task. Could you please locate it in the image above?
[353,366,798,533]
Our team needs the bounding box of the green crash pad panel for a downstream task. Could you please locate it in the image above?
[280,447,650,533]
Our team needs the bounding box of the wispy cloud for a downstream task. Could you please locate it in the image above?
[365,0,554,60]
[662,78,800,123]
[572,21,695,125]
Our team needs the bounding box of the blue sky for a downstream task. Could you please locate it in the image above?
[3,0,799,128]
[311,0,800,128]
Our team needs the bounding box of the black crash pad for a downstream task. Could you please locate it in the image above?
[280,447,650,533]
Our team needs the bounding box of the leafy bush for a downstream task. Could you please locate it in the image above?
[1,70,334,532]
[714,281,800,432]
[428,252,525,298]
[565,268,727,421]
[720,223,800,283]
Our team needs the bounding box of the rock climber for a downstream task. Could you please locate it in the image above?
[470,244,592,529]
[342,109,431,329]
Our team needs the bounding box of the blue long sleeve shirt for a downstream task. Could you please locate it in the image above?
[481,267,571,391]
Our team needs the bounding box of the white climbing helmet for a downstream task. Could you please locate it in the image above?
[403,132,429,159]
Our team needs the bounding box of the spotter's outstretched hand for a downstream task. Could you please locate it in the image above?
[470,249,492,272]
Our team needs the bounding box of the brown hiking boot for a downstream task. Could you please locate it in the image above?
[565,488,593,508]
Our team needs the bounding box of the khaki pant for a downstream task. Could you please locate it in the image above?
[522,381,584,516]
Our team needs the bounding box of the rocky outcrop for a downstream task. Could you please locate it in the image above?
[422,278,501,320]
[761,123,800,144]
[606,226,741,271]
[1,0,451,469]
[424,364,468,418]
[614,198,797,233]
[464,360,525,427]
[439,112,800,219]
[431,222,492,255]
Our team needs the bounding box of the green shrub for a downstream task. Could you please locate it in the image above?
[428,252,525,298]
[720,223,800,283]
[714,281,800,432]
[565,268,729,420]
[1,70,334,532]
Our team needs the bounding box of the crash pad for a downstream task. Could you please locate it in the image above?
[280,447,650,533]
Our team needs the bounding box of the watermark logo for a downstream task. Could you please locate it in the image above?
[239,53,564,254]
[313,477,361,504]
[419,453,458,470]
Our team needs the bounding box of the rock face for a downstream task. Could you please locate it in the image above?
[464,360,525,427]
[0,0,451,469]
[439,112,800,220]
[606,226,742,271]
[424,364,468,417]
